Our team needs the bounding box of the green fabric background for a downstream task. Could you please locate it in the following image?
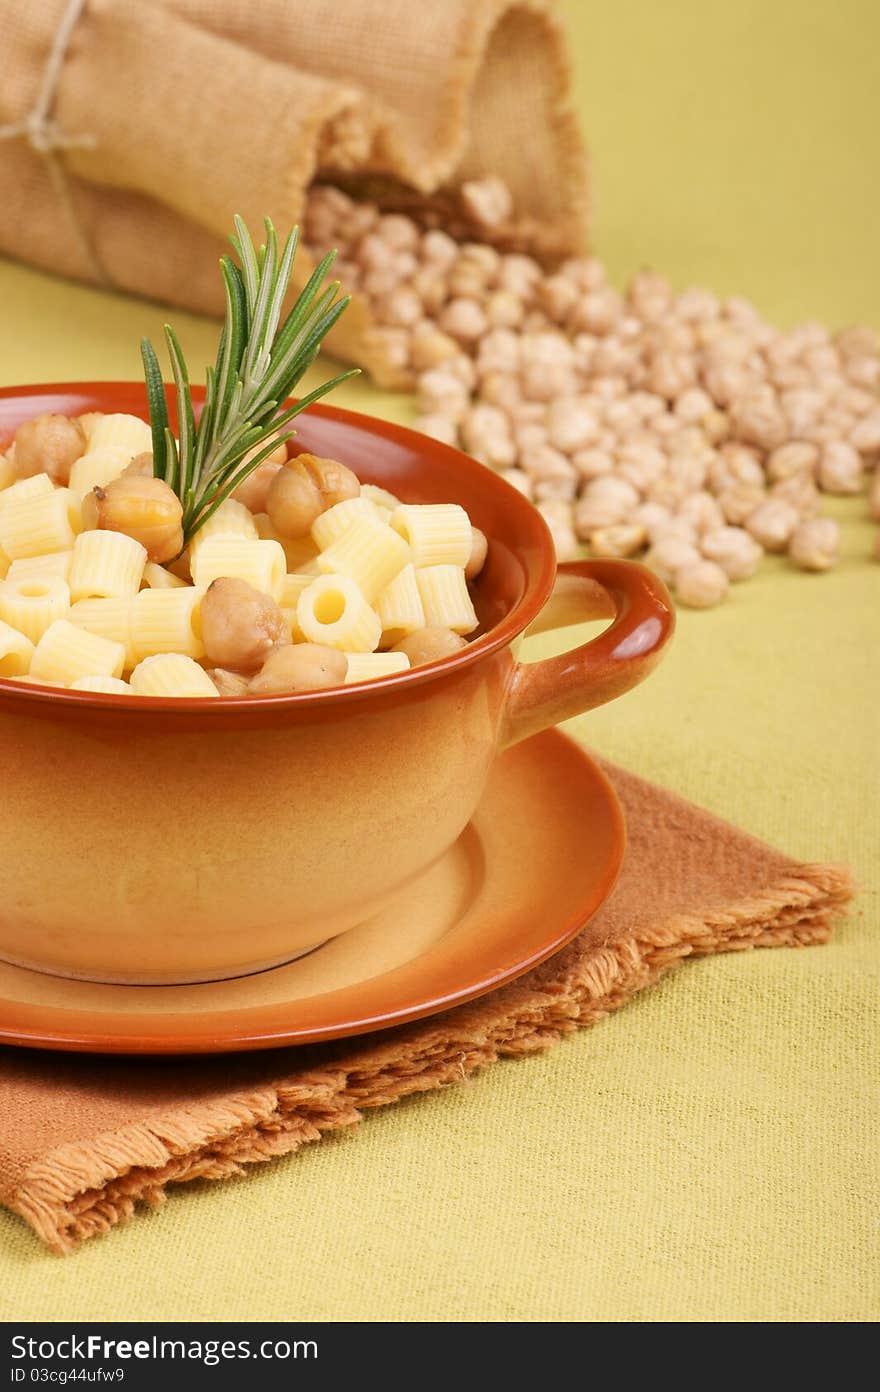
[0,0,876,1322]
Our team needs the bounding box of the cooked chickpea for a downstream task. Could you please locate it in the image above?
[265,465,323,538]
[465,527,488,580]
[13,412,85,484]
[82,475,184,562]
[233,458,284,513]
[391,626,468,667]
[200,578,288,672]
[249,642,348,694]
[208,668,251,697]
[123,452,155,478]
[292,453,360,509]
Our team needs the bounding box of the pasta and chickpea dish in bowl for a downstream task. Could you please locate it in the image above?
[0,221,673,988]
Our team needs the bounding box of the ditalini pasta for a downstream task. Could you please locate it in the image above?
[390,504,472,568]
[7,550,73,582]
[188,499,258,558]
[0,409,490,696]
[0,488,76,559]
[88,413,153,458]
[142,560,187,589]
[30,619,125,685]
[132,587,204,661]
[0,472,54,514]
[0,574,70,644]
[310,496,381,550]
[377,563,426,642]
[191,537,286,599]
[0,618,34,676]
[360,483,401,516]
[297,574,382,652]
[130,653,218,697]
[68,447,131,500]
[344,651,410,683]
[70,674,131,694]
[68,529,146,601]
[316,516,409,602]
[415,565,479,633]
[69,597,138,670]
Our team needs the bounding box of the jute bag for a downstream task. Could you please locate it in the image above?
[0,0,589,384]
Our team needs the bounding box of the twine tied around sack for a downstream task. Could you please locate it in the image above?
[0,0,107,284]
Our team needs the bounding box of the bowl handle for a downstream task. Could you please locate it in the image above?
[500,559,675,749]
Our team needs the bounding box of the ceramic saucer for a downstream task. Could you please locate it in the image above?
[0,731,624,1054]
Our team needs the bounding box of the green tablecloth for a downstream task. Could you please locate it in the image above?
[0,0,876,1322]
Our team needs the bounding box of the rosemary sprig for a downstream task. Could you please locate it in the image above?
[140,216,359,545]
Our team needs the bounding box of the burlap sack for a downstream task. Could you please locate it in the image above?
[0,0,589,385]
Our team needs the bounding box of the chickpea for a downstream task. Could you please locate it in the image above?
[788,517,839,571]
[208,668,251,698]
[200,578,288,672]
[13,413,85,484]
[123,452,155,479]
[745,498,799,552]
[674,559,729,608]
[391,626,468,667]
[701,525,763,581]
[233,459,284,513]
[465,527,488,580]
[293,453,361,509]
[82,475,183,563]
[76,412,103,442]
[265,466,322,539]
[589,523,646,558]
[249,643,348,694]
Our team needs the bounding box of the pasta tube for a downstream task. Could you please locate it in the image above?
[190,537,286,600]
[188,499,258,561]
[130,653,218,698]
[390,504,472,568]
[376,563,426,642]
[69,598,138,670]
[87,413,153,458]
[132,587,204,661]
[142,561,188,589]
[69,675,131,694]
[0,488,76,559]
[30,619,125,685]
[316,516,409,602]
[344,651,411,683]
[297,575,382,653]
[69,529,147,601]
[310,497,382,550]
[68,447,131,500]
[415,565,479,634]
[0,618,34,677]
[7,551,73,583]
[0,574,70,644]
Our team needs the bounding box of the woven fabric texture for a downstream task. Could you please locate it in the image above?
[0,0,876,1323]
[0,0,587,383]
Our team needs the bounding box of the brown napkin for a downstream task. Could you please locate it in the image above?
[0,759,851,1254]
[0,0,588,383]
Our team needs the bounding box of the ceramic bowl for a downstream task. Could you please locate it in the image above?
[0,383,674,984]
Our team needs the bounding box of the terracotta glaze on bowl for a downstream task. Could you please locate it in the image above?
[0,384,674,985]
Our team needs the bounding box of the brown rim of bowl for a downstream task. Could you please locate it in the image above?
[0,383,558,714]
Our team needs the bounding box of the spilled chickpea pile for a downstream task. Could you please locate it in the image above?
[306,180,880,607]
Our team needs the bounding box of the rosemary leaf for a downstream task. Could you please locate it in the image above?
[143,215,359,547]
[164,326,195,498]
[140,338,169,479]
